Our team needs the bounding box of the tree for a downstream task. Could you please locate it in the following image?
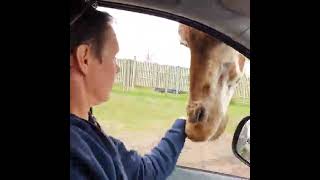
[145,48,154,62]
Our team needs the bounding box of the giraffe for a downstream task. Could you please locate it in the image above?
[179,24,246,142]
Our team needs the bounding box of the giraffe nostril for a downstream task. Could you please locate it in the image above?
[189,106,206,123]
[196,106,206,122]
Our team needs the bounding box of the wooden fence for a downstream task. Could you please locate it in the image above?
[233,75,250,104]
[116,59,190,93]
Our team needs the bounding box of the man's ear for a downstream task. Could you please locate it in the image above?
[73,44,91,75]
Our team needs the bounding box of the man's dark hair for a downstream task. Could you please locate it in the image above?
[70,0,112,59]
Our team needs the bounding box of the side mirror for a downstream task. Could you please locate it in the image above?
[232,116,250,167]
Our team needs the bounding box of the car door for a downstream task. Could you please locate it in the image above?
[168,166,248,180]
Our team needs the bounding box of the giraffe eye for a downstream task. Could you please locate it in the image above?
[223,62,232,69]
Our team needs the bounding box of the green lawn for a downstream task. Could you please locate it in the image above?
[94,84,249,136]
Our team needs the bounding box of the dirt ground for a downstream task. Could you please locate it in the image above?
[103,125,250,179]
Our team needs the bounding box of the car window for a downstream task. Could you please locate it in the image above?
[94,7,250,179]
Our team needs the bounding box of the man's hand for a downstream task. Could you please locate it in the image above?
[178,116,187,120]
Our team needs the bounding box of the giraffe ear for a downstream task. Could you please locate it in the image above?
[238,54,246,72]
[178,24,191,46]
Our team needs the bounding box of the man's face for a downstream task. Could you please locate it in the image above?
[87,24,119,105]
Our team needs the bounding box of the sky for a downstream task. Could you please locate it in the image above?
[97,7,250,76]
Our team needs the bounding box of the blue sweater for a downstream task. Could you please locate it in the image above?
[70,114,186,180]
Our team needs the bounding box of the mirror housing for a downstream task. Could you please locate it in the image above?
[232,116,250,166]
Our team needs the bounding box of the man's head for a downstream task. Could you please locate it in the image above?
[70,1,119,106]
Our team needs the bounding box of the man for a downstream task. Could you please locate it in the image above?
[70,1,187,179]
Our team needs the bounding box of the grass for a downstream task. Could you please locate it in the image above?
[226,102,250,134]
[94,84,249,136]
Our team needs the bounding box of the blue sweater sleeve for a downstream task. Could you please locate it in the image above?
[111,119,186,180]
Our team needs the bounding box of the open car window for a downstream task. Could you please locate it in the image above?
[95,7,250,179]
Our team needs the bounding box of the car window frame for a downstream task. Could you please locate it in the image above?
[98,0,250,59]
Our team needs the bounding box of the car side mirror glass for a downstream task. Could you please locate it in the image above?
[232,116,250,166]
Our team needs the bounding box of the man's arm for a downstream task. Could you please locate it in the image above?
[112,119,186,180]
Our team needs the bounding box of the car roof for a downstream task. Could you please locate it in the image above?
[98,0,250,59]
